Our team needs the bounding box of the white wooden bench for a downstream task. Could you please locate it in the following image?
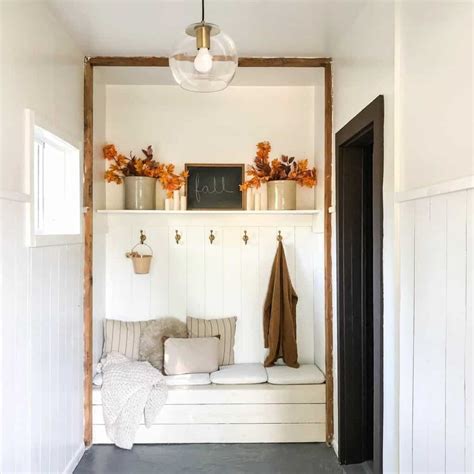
[92,383,326,443]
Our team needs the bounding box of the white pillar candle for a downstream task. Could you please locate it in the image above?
[180,195,187,211]
[246,188,254,211]
[260,183,268,210]
[173,190,180,210]
[254,192,261,211]
[165,198,173,211]
[155,181,165,209]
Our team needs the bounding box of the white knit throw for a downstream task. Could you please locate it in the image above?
[100,352,168,449]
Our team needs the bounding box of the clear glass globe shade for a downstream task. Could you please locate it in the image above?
[169,30,238,93]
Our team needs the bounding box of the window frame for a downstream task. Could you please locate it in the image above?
[25,109,83,247]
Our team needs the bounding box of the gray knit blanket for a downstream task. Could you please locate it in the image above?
[100,352,168,449]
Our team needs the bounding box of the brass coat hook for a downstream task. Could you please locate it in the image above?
[140,230,147,244]
[242,230,249,245]
[175,230,181,245]
[209,230,215,245]
[277,230,283,242]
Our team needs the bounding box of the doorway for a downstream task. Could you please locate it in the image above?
[336,96,384,472]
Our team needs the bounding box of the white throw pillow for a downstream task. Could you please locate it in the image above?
[164,337,219,375]
[92,373,103,387]
[187,316,237,366]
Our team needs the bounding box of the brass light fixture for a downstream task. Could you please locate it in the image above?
[169,0,238,92]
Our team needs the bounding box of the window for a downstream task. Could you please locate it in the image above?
[32,125,81,244]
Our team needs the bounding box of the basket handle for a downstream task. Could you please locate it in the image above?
[126,230,153,257]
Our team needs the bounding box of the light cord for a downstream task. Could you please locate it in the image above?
[201,0,205,22]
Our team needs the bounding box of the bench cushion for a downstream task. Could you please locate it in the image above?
[93,373,103,387]
[164,373,211,386]
[266,364,325,385]
[210,363,267,384]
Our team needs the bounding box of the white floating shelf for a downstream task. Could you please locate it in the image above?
[96,209,320,215]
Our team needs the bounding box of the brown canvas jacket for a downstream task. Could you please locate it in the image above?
[263,241,299,368]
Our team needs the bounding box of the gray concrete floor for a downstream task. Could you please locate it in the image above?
[74,443,344,474]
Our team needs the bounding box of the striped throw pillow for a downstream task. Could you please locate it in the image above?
[186,316,237,366]
[103,319,148,360]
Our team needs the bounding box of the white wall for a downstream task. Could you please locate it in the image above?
[330,2,397,467]
[398,1,473,192]
[104,85,319,210]
[332,1,473,472]
[0,2,85,473]
[94,82,326,370]
[93,71,107,371]
[396,2,473,473]
[313,75,326,369]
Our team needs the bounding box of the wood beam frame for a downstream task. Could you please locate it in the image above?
[82,56,334,447]
[83,58,93,447]
[324,62,334,446]
[88,56,331,68]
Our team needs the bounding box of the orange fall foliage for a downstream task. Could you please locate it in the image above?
[103,144,188,197]
[240,141,317,191]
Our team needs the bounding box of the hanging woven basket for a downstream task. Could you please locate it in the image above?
[126,230,153,274]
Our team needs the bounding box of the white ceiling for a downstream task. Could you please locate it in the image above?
[47,0,367,57]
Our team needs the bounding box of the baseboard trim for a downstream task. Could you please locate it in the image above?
[332,439,339,457]
[63,442,85,474]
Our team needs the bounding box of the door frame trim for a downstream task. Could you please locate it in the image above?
[335,95,384,471]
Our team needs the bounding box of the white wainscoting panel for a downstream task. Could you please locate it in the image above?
[0,199,84,474]
[398,188,473,473]
[399,200,415,474]
[102,214,324,366]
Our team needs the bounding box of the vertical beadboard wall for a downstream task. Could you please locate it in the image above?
[0,2,85,471]
[101,214,325,368]
[0,198,84,473]
[399,188,473,474]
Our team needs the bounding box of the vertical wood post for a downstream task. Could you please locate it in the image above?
[324,62,334,444]
[83,58,93,447]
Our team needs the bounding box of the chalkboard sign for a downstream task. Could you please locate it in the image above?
[185,164,244,210]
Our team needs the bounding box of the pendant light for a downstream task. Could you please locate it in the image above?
[169,0,238,92]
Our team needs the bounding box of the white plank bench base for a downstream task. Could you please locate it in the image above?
[92,383,326,443]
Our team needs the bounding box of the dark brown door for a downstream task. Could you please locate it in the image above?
[336,96,384,473]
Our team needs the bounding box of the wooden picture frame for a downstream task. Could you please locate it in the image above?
[185,163,245,210]
[83,56,333,447]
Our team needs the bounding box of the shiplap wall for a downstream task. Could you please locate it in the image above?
[0,199,84,473]
[399,188,473,474]
[0,2,85,472]
[102,214,324,368]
